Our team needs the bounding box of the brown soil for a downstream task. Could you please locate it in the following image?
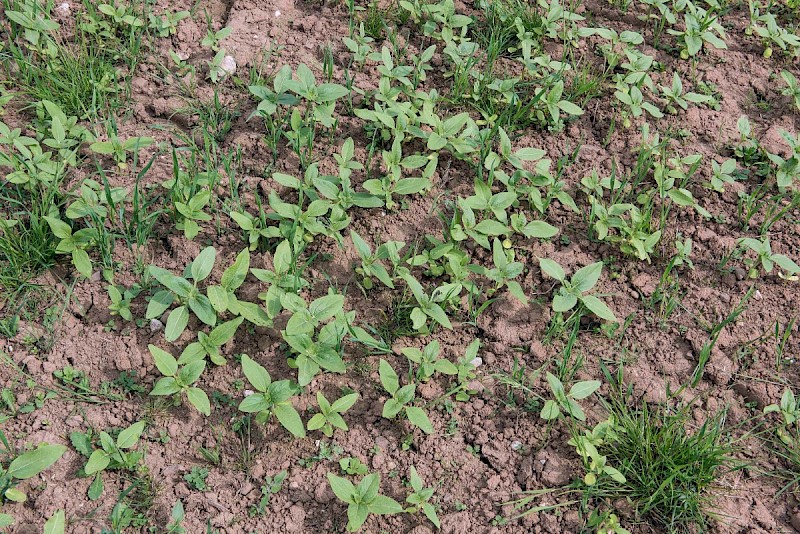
[2,0,800,533]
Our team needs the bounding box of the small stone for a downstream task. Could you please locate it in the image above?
[734,267,747,280]
[220,55,237,76]
[149,319,163,332]
[240,481,254,496]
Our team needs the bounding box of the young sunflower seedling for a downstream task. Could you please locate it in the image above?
[78,421,146,499]
[238,354,305,438]
[307,391,359,437]
[737,237,800,279]
[540,372,600,422]
[327,472,405,532]
[404,466,441,529]
[780,70,800,110]
[401,340,458,383]
[146,247,218,342]
[538,259,617,322]
[379,359,434,434]
[148,344,211,416]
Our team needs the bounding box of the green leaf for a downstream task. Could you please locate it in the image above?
[331,393,359,413]
[221,248,250,289]
[571,262,603,293]
[116,421,145,449]
[4,488,25,502]
[8,443,67,479]
[149,267,192,297]
[190,247,216,282]
[150,377,181,396]
[405,406,434,434]
[146,290,173,319]
[568,380,601,400]
[148,344,178,377]
[580,294,617,322]
[165,306,189,342]
[178,360,206,386]
[540,399,560,420]
[309,294,344,322]
[0,514,14,527]
[84,450,110,475]
[539,258,565,281]
[425,303,452,329]
[207,285,229,313]
[241,354,271,391]
[378,359,399,394]
[552,293,578,312]
[557,100,584,116]
[328,473,356,503]
[370,494,405,515]
[208,316,244,347]
[43,509,65,534]
[187,387,211,416]
[273,403,306,438]
[72,248,92,278]
[88,474,103,500]
[188,294,217,326]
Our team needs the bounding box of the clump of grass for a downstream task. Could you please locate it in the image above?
[596,397,738,532]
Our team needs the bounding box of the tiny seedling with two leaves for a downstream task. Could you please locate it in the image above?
[379,359,434,434]
[238,354,306,438]
[538,259,617,322]
[307,391,359,437]
[148,344,211,416]
[327,472,404,532]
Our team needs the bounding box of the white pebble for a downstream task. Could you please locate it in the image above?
[511,440,522,451]
[470,356,483,368]
[275,10,281,17]
[149,319,164,332]
[243,389,255,397]
[220,55,237,76]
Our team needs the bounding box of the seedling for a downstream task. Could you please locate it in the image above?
[340,457,369,476]
[148,10,190,37]
[538,259,617,321]
[146,247,219,342]
[148,344,211,416]
[764,388,800,427]
[75,421,145,500]
[379,359,434,434]
[308,391,359,437]
[401,340,457,383]
[0,434,65,527]
[404,466,441,529]
[89,131,153,169]
[780,70,800,110]
[167,501,187,533]
[175,189,211,240]
[707,158,737,193]
[737,237,800,279]
[249,470,287,517]
[540,372,600,422]
[184,467,209,491]
[398,269,457,332]
[238,354,305,438]
[327,472,404,532]
[201,24,232,52]
[350,230,404,289]
[107,284,139,321]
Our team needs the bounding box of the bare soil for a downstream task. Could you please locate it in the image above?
[2,0,800,532]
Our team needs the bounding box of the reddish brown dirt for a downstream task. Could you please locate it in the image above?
[2,0,800,533]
